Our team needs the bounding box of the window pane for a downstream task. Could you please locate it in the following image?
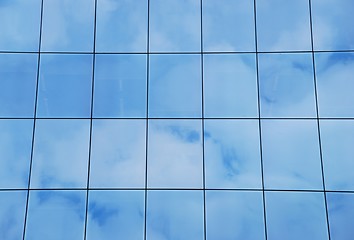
[90,120,146,188]
[265,191,328,240]
[262,120,323,190]
[206,191,265,240]
[150,0,201,52]
[87,190,144,240]
[315,52,354,117]
[0,191,27,240]
[256,0,311,51]
[204,120,262,189]
[96,0,147,52]
[25,190,86,240]
[0,120,33,189]
[146,190,204,240]
[203,54,258,117]
[149,54,201,118]
[258,53,316,118]
[203,0,255,52]
[0,0,41,51]
[41,0,95,52]
[148,120,203,188]
[36,54,93,118]
[0,54,38,117]
[93,54,146,118]
[31,120,90,188]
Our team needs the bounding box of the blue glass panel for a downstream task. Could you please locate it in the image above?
[203,0,255,52]
[36,54,93,118]
[312,0,354,51]
[256,0,311,51]
[265,191,328,240]
[0,54,38,117]
[146,190,204,240]
[41,0,95,52]
[0,0,41,51]
[87,190,144,240]
[150,0,201,52]
[262,120,323,190]
[327,193,354,240]
[0,191,27,240]
[258,53,316,118]
[0,120,33,189]
[204,120,262,189]
[148,120,203,188]
[93,54,146,118]
[96,0,147,52]
[315,52,354,117]
[320,120,354,191]
[90,120,146,188]
[206,191,265,240]
[25,190,86,240]
[31,120,90,188]
[203,54,258,117]
[149,54,202,118]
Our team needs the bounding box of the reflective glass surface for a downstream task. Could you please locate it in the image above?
[31,120,90,189]
[265,192,328,240]
[87,190,144,240]
[93,54,147,118]
[258,53,316,118]
[203,54,258,117]
[204,120,262,189]
[146,190,204,240]
[25,190,86,240]
[148,120,203,188]
[206,191,265,240]
[36,54,93,118]
[41,0,95,52]
[0,54,38,117]
[90,120,146,188]
[256,0,311,51]
[149,54,202,118]
[150,0,201,52]
[96,0,147,52]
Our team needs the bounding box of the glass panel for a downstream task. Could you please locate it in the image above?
[90,120,146,188]
[204,120,262,189]
[93,54,146,118]
[258,53,316,118]
[96,0,147,52]
[36,54,93,118]
[149,0,201,52]
[327,193,354,240]
[203,54,258,117]
[262,120,323,190]
[149,54,201,118]
[0,120,33,189]
[206,191,265,240]
[0,0,41,51]
[0,54,38,117]
[146,190,204,240]
[203,0,255,52]
[41,0,95,52]
[87,190,144,240]
[31,120,90,188]
[312,0,354,51]
[320,120,354,191]
[315,52,354,117]
[265,191,329,240]
[256,0,311,51]
[0,191,27,240]
[25,190,86,240]
[148,120,203,188]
